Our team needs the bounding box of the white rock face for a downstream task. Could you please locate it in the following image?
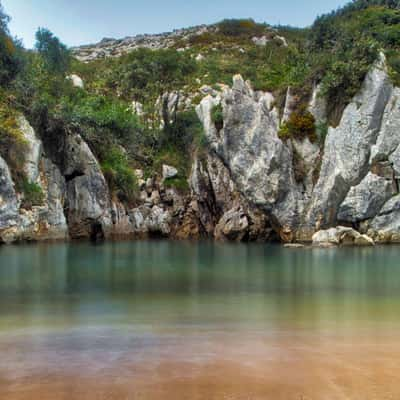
[368,195,400,242]
[63,134,111,238]
[197,74,301,238]
[40,158,69,239]
[281,87,296,123]
[0,118,69,243]
[338,172,394,223]
[131,101,144,116]
[307,53,392,230]
[0,156,19,237]
[252,36,268,46]
[215,207,249,242]
[157,91,192,126]
[308,84,327,125]
[67,74,84,88]
[370,87,400,177]
[18,115,42,183]
[162,164,178,180]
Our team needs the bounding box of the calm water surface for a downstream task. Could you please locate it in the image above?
[0,241,400,399]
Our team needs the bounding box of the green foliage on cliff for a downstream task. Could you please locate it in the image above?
[211,104,224,131]
[2,0,400,204]
[278,107,317,142]
[19,178,45,209]
[0,4,21,86]
[101,147,138,203]
[0,100,26,154]
[35,28,71,74]
[217,19,268,37]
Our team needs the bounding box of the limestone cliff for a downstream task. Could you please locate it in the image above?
[1,54,400,244]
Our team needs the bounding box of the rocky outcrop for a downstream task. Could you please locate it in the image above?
[72,25,211,61]
[0,117,69,244]
[197,75,301,240]
[308,84,327,125]
[214,207,249,242]
[190,150,273,242]
[338,172,394,223]
[72,24,287,62]
[194,53,400,243]
[312,227,374,247]
[63,134,111,239]
[162,164,178,181]
[3,53,400,245]
[18,115,42,183]
[67,74,84,88]
[307,53,392,232]
[0,156,19,242]
[366,195,400,243]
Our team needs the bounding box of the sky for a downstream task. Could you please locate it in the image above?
[3,0,349,48]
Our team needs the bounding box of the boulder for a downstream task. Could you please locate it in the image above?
[338,172,394,223]
[367,195,400,242]
[146,206,171,236]
[63,134,111,239]
[67,74,84,89]
[215,207,249,242]
[312,226,374,247]
[162,164,178,180]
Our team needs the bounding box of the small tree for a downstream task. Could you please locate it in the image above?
[35,28,71,75]
[0,2,20,85]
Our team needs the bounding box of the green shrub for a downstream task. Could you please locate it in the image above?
[218,19,267,38]
[211,104,224,131]
[316,122,329,144]
[278,107,317,142]
[35,28,71,75]
[101,147,138,204]
[0,101,27,163]
[278,123,291,141]
[163,109,204,150]
[0,4,22,86]
[163,176,189,192]
[20,178,44,209]
[71,95,141,143]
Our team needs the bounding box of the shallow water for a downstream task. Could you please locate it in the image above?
[0,241,400,399]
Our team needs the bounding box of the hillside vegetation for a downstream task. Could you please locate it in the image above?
[1,0,400,202]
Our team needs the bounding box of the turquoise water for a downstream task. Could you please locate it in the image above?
[1,241,400,399]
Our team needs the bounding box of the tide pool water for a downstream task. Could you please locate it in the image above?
[0,241,399,399]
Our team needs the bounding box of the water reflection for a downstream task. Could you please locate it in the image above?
[0,242,399,332]
[1,242,400,399]
[0,241,399,296]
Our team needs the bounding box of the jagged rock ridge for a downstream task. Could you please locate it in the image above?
[1,54,400,245]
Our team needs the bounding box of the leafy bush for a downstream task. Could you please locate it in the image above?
[70,95,141,144]
[0,4,22,86]
[116,48,197,103]
[278,107,317,142]
[211,104,224,131]
[316,122,329,144]
[163,109,204,149]
[0,101,27,164]
[19,178,45,209]
[35,28,71,75]
[218,19,267,37]
[101,147,138,203]
[163,176,189,191]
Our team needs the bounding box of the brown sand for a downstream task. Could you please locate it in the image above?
[1,332,399,400]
